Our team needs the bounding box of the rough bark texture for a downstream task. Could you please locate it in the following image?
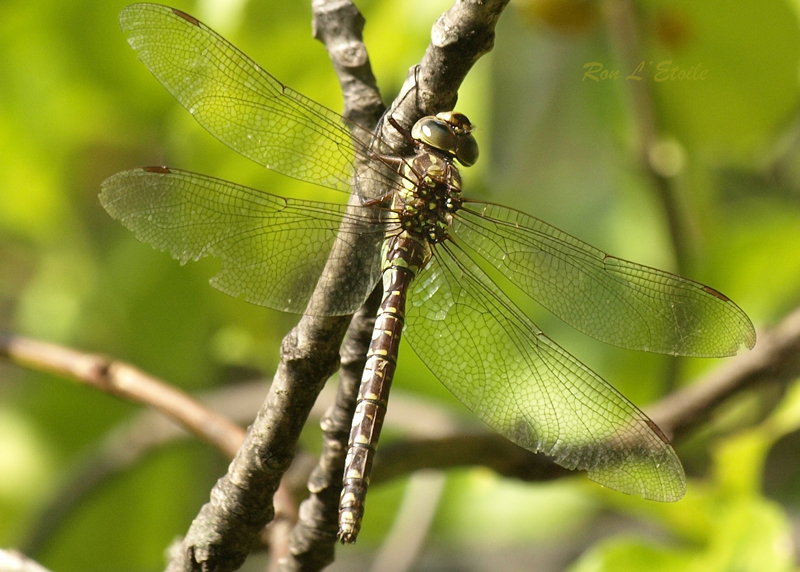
[279,2,384,569]
[9,305,800,570]
[161,0,513,570]
[384,0,511,153]
[278,0,511,568]
[280,290,381,571]
[166,318,350,572]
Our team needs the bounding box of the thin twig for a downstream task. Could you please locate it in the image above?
[649,305,800,439]
[6,302,798,560]
[373,433,570,486]
[8,359,468,558]
[0,332,245,457]
[282,293,382,571]
[0,337,305,561]
[368,470,447,572]
[372,307,800,486]
[278,1,385,569]
[284,0,511,568]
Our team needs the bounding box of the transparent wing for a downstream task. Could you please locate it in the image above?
[100,168,386,315]
[119,3,402,199]
[454,201,755,357]
[403,243,686,501]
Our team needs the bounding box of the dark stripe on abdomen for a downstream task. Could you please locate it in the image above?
[338,265,412,543]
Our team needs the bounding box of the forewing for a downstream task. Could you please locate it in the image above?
[100,168,385,315]
[118,3,400,199]
[454,202,755,357]
[403,243,686,501]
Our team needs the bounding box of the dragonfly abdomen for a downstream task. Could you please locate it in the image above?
[338,234,430,543]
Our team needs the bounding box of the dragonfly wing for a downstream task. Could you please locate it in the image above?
[454,202,755,357]
[403,243,686,501]
[100,168,385,316]
[118,4,401,199]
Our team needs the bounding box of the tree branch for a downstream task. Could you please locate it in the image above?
[282,0,511,568]
[312,0,385,129]
[372,307,800,487]
[161,0,392,566]
[165,315,349,572]
[0,332,245,457]
[649,305,800,439]
[384,0,511,151]
[0,337,306,563]
[7,302,798,562]
[275,2,386,569]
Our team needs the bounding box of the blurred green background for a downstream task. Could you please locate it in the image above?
[2,0,800,570]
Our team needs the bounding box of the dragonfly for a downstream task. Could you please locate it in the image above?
[101,3,756,544]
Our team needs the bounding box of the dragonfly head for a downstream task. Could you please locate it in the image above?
[411,111,479,167]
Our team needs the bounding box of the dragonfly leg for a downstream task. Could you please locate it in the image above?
[388,115,419,148]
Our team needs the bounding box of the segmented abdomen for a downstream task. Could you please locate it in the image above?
[338,234,429,543]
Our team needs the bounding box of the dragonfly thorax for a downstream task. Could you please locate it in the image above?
[397,151,462,244]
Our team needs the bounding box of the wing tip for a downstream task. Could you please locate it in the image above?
[744,321,757,351]
[120,4,183,33]
[724,318,757,356]
[587,452,687,503]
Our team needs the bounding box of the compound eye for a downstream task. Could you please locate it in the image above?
[437,111,474,134]
[455,133,479,167]
[411,117,457,153]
